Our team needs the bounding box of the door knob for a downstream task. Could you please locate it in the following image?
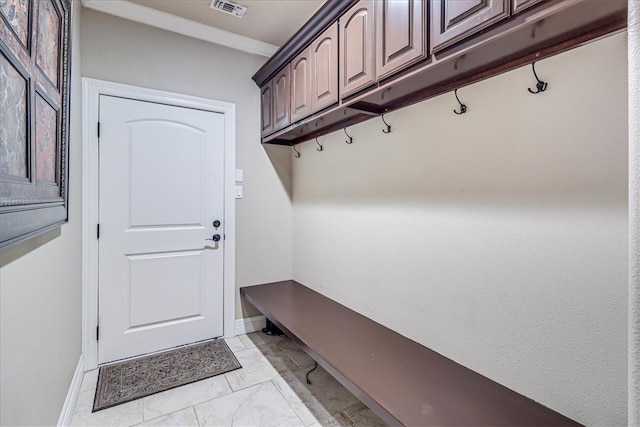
[213,220,221,229]
[206,234,221,242]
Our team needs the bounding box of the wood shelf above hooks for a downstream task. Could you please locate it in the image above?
[257,0,626,146]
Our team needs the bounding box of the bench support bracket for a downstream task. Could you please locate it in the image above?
[262,318,284,336]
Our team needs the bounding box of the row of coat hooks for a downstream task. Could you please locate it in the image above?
[293,111,394,157]
[452,62,548,115]
[292,62,548,158]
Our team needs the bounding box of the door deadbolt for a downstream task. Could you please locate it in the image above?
[213,220,221,229]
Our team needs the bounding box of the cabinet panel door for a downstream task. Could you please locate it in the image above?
[311,22,339,113]
[512,0,542,14]
[340,0,376,98]
[431,0,510,52]
[291,47,312,122]
[376,0,427,80]
[273,65,291,132]
[260,81,274,136]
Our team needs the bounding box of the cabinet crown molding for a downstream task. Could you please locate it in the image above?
[252,0,359,86]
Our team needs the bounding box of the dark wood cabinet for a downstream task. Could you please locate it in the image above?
[260,81,274,136]
[252,0,626,145]
[431,0,510,52]
[376,0,427,80]
[340,0,376,98]
[311,22,339,113]
[273,65,291,132]
[512,0,543,14]
[290,47,312,122]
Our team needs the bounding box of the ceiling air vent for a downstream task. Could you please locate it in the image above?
[210,0,247,18]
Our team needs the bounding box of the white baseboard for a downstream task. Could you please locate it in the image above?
[58,354,84,426]
[233,315,266,335]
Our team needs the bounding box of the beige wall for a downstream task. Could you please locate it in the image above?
[292,33,628,426]
[80,8,293,320]
[628,0,640,424]
[0,3,83,426]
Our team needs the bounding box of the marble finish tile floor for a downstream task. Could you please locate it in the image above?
[71,332,387,427]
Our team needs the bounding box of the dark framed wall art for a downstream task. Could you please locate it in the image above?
[0,0,71,249]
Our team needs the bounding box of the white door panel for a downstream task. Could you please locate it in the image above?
[98,96,225,364]
[127,251,204,327]
[128,122,204,227]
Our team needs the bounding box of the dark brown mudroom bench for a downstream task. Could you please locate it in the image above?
[241,280,581,427]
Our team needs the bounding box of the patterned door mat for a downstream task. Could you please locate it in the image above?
[93,338,241,412]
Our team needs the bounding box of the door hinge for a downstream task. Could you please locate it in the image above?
[97,122,100,138]
[96,325,99,341]
[97,224,100,239]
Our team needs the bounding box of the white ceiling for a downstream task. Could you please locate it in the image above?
[129,0,324,47]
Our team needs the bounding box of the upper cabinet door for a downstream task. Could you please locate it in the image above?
[261,81,274,136]
[273,65,291,132]
[311,22,339,113]
[291,47,312,122]
[376,0,427,80]
[431,0,510,52]
[340,0,376,98]
[512,0,542,14]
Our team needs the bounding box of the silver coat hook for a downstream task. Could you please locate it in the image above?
[344,128,353,144]
[292,145,301,158]
[315,138,323,152]
[527,61,548,94]
[453,89,467,115]
[381,114,391,134]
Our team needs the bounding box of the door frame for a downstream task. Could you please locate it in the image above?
[81,78,236,370]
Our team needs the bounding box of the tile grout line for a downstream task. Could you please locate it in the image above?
[224,341,300,394]
[132,400,204,426]
[277,339,305,371]
[270,378,309,427]
[231,336,309,424]
[223,369,287,394]
[222,371,235,394]
[340,402,364,427]
[142,375,236,423]
[191,405,201,427]
[140,393,147,422]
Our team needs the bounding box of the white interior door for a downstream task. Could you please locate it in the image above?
[98,95,225,364]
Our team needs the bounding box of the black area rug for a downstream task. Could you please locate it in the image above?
[93,338,241,412]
